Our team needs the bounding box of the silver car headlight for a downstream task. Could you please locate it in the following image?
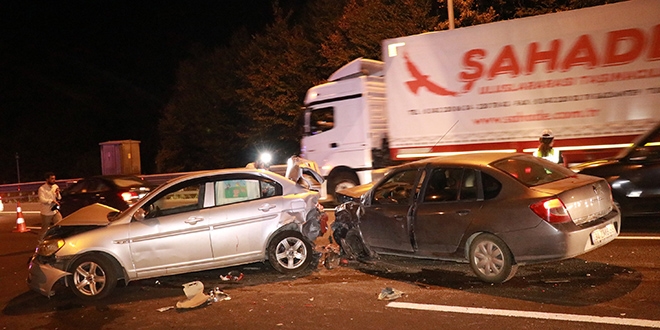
[36,239,65,256]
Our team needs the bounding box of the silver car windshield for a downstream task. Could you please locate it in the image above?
[492,155,576,187]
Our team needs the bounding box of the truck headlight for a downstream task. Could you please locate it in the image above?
[36,239,65,256]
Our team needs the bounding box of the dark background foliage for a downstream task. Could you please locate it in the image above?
[0,0,619,183]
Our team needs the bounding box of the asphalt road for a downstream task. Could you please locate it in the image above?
[1,203,659,329]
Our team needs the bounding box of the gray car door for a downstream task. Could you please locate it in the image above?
[413,167,483,255]
[359,169,419,252]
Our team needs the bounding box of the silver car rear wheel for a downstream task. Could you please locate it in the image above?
[268,231,312,274]
[69,254,117,300]
[469,234,517,283]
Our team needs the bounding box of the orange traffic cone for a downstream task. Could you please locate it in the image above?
[13,201,30,233]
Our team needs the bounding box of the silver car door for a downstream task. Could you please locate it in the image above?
[208,177,284,265]
[128,180,213,277]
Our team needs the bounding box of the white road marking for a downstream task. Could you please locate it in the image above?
[617,236,660,240]
[387,302,660,328]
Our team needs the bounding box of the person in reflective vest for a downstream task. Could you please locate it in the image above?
[535,130,559,163]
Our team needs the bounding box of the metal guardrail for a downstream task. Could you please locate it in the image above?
[0,173,187,204]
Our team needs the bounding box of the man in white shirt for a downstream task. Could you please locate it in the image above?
[38,172,62,236]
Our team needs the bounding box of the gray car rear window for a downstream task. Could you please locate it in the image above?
[491,155,575,187]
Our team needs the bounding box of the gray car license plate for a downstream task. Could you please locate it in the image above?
[590,223,616,245]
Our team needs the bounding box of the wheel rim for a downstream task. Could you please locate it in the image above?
[335,181,355,192]
[73,261,107,296]
[274,237,307,270]
[473,240,504,277]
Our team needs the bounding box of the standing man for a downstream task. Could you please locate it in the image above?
[38,172,62,235]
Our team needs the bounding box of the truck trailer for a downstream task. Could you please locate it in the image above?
[301,0,660,200]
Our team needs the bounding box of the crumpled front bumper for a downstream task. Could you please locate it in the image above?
[27,257,70,297]
[332,202,377,260]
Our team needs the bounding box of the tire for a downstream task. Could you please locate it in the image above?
[329,171,359,202]
[342,228,370,260]
[69,254,118,300]
[469,234,517,283]
[267,231,312,274]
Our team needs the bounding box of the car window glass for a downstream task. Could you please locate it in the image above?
[144,183,201,218]
[628,127,660,161]
[423,168,461,202]
[414,170,427,200]
[372,169,417,205]
[482,173,502,199]
[65,181,86,194]
[89,180,109,193]
[492,155,574,186]
[112,177,147,188]
[215,178,275,206]
[460,169,478,200]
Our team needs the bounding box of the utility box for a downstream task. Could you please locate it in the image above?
[99,140,141,175]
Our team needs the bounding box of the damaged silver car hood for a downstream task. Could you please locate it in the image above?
[54,203,119,226]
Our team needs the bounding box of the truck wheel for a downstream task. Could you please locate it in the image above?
[268,231,312,274]
[69,254,118,300]
[469,234,517,283]
[330,172,359,202]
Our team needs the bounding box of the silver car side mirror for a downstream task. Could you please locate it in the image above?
[134,208,147,221]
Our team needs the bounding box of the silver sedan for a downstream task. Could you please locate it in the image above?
[28,168,325,300]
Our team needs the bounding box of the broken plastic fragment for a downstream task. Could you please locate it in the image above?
[377,287,404,301]
[176,281,211,309]
[220,270,244,281]
[157,306,175,312]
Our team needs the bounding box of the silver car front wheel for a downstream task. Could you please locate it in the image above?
[69,254,117,300]
[268,231,312,274]
[469,234,517,283]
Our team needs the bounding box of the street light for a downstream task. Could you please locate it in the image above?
[15,152,20,191]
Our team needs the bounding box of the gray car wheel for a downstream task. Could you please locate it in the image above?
[268,231,312,274]
[69,254,117,300]
[469,234,517,283]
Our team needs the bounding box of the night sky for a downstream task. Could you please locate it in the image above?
[0,0,278,183]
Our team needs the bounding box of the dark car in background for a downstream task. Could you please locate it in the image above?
[573,121,660,218]
[59,175,154,217]
[332,153,620,283]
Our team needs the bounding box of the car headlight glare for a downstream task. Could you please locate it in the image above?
[37,239,65,256]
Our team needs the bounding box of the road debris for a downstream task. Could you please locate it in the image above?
[319,244,341,270]
[377,287,404,301]
[176,281,211,309]
[220,270,244,282]
[209,287,231,302]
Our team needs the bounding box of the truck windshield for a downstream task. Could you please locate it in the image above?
[492,155,576,187]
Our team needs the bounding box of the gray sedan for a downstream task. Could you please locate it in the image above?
[333,153,620,283]
[28,168,325,299]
